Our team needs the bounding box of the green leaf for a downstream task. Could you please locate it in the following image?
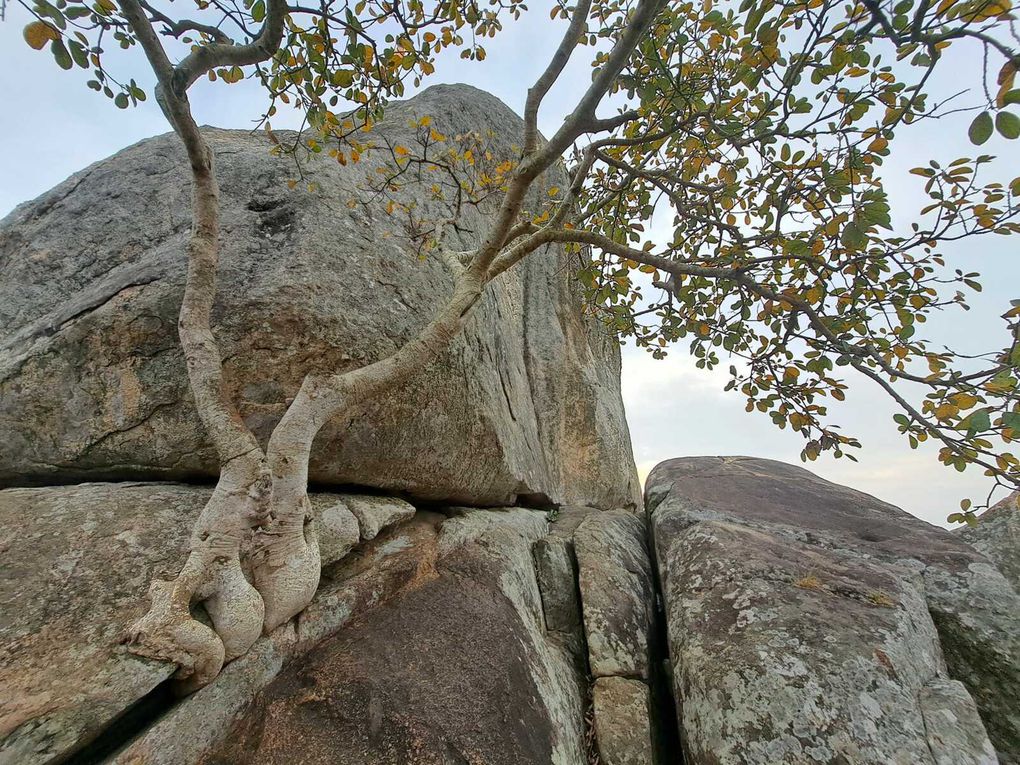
[965,409,991,437]
[67,39,88,68]
[114,92,129,109]
[840,221,867,250]
[996,111,1020,140]
[1003,411,1020,431]
[968,111,994,145]
[1003,89,1020,106]
[50,39,73,70]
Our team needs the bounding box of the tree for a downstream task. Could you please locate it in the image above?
[12,0,1020,689]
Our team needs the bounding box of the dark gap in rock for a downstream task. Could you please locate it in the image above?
[56,678,178,765]
[514,491,556,511]
[0,469,221,491]
[646,522,685,765]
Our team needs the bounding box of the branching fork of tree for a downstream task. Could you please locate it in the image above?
[13,0,1020,689]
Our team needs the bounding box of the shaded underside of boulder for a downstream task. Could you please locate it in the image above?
[646,456,1015,765]
[0,83,640,511]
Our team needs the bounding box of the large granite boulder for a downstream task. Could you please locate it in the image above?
[646,456,1016,764]
[0,84,640,510]
[0,482,414,764]
[959,491,1019,592]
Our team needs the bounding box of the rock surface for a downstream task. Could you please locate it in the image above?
[0,84,640,511]
[959,491,1019,592]
[592,677,654,765]
[574,510,654,680]
[113,514,446,765]
[0,482,416,764]
[342,493,416,541]
[198,508,588,765]
[646,456,1012,764]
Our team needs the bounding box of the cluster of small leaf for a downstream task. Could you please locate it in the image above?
[362,115,531,258]
[251,0,528,161]
[572,0,1020,508]
[21,0,146,107]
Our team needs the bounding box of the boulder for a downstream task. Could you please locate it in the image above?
[592,677,655,765]
[195,508,588,765]
[646,456,1014,764]
[0,84,640,511]
[532,506,593,652]
[0,482,416,764]
[574,510,655,680]
[959,492,1019,592]
[342,493,416,541]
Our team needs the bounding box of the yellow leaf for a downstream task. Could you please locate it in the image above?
[23,21,58,50]
[419,115,432,127]
[394,145,409,156]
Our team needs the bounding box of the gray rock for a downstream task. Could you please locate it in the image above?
[574,510,654,680]
[0,483,194,765]
[533,506,593,644]
[959,492,1020,592]
[592,677,654,765]
[0,482,405,764]
[647,456,1011,764]
[342,493,416,541]
[199,507,588,765]
[920,679,999,765]
[313,499,360,565]
[0,84,640,512]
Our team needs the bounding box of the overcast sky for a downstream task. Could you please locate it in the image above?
[1,5,1016,526]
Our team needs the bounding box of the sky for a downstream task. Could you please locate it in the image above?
[1,4,1016,526]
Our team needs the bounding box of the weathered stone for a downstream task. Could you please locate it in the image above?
[959,491,1020,592]
[202,508,587,765]
[0,483,196,765]
[920,679,999,765]
[0,84,641,512]
[0,482,405,764]
[655,516,989,764]
[532,506,593,641]
[646,456,1016,764]
[342,493,416,541]
[313,499,359,565]
[574,510,654,679]
[592,677,654,765]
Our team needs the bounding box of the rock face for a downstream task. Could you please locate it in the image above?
[646,456,1015,765]
[0,482,415,765]
[135,508,587,765]
[959,491,1019,592]
[0,84,640,510]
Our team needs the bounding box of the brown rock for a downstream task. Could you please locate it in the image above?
[592,677,654,765]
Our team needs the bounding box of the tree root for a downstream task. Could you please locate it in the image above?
[123,579,225,695]
[254,496,321,633]
[125,486,321,692]
[198,558,265,662]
